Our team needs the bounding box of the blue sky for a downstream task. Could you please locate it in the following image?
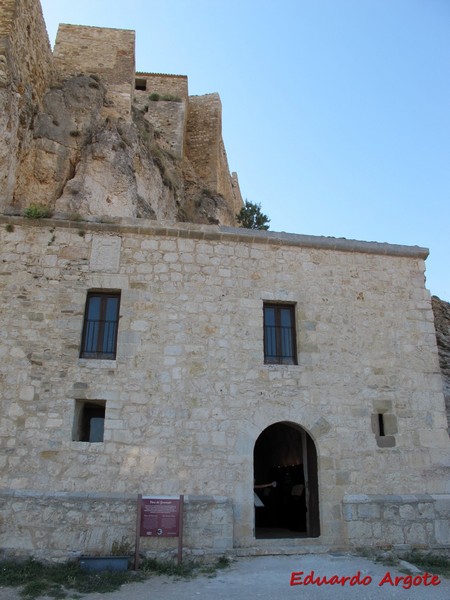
[40,0,449,300]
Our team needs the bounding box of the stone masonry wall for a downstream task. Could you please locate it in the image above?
[133,74,189,158]
[186,94,242,217]
[138,73,188,101]
[0,0,16,38]
[134,93,187,158]
[0,490,232,560]
[432,296,450,435]
[217,138,243,216]
[186,93,222,189]
[0,216,449,557]
[0,0,52,99]
[0,0,53,209]
[53,24,135,119]
[343,494,450,550]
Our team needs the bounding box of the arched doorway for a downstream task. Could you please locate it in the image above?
[253,421,320,538]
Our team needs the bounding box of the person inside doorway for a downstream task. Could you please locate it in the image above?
[254,480,276,507]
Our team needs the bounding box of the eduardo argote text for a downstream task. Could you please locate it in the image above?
[290,569,441,589]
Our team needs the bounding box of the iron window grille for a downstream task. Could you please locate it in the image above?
[263,303,297,364]
[80,292,120,359]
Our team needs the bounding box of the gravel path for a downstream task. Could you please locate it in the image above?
[1,553,449,600]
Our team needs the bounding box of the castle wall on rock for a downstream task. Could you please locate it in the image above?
[53,24,135,119]
[138,72,189,101]
[186,94,243,216]
[0,0,242,224]
[0,0,53,209]
[0,0,52,99]
[133,74,189,158]
[144,97,186,158]
[432,296,450,434]
[0,216,449,558]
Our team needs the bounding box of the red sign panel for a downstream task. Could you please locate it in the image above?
[140,496,180,537]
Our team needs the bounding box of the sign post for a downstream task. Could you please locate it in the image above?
[134,493,142,571]
[134,494,184,569]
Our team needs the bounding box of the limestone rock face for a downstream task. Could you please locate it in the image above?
[1,7,242,225]
[432,296,450,433]
[8,73,237,224]
[13,75,106,209]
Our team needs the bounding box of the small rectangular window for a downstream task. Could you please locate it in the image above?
[80,292,120,359]
[378,413,385,437]
[263,303,297,364]
[73,400,106,442]
[135,78,147,91]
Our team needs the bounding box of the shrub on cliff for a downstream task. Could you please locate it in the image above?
[236,200,270,230]
[24,204,52,219]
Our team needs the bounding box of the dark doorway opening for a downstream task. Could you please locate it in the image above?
[254,422,320,539]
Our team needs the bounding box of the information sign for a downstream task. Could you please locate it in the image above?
[135,494,184,569]
[140,496,180,537]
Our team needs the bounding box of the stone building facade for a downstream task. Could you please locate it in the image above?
[0,0,449,561]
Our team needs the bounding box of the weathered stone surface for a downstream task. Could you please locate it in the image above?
[0,490,232,560]
[1,0,449,561]
[186,94,242,218]
[432,296,450,434]
[53,24,135,119]
[8,70,239,223]
[13,75,107,209]
[1,2,242,225]
[0,0,52,209]
[343,494,450,549]
[0,217,449,556]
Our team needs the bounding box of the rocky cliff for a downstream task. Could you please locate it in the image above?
[0,4,242,225]
[432,296,450,434]
[11,73,237,224]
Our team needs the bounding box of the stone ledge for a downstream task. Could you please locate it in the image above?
[343,494,436,504]
[0,489,135,501]
[0,214,429,259]
[0,490,234,558]
[77,359,117,369]
[234,542,334,556]
[183,495,231,505]
[0,489,231,505]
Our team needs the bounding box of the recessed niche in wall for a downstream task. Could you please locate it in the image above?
[73,400,106,442]
[371,407,398,448]
[135,78,147,91]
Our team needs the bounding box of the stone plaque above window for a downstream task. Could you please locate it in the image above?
[90,235,122,272]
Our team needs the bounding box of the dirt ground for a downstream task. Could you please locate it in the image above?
[1,553,449,600]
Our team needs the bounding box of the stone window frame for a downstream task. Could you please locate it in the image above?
[263,302,298,365]
[80,290,121,360]
[371,409,398,448]
[135,78,147,91]
[72,399,106,443]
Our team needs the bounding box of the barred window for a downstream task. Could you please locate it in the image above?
[80,292,120,359]
[263,303,297,365]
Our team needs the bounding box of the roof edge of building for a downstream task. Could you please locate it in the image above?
[0,214,429,259]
